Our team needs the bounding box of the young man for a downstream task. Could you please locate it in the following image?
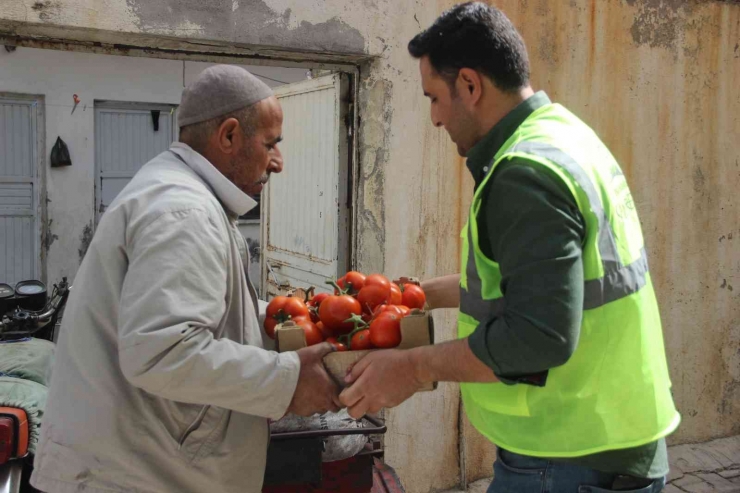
[340,4,679,492]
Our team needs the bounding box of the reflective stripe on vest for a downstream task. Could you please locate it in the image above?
[459,141,650,317]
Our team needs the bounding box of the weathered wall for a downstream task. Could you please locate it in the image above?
[482,0,740,445]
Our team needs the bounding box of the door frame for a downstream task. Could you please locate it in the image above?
[93,100,178,225]
[260,72,355,299]
[0,92,46,284]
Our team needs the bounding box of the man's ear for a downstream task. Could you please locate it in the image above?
[216,118,240,154]
[457,68,483,105]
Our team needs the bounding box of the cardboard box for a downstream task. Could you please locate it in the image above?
[276,310,436,392]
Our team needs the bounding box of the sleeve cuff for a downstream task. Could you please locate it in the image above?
[265,351,301,420]
[467,323,549,387]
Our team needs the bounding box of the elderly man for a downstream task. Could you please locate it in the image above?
[31,66,340,493]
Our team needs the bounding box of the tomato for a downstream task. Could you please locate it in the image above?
[344,271,366,292]
[326,337,348,352]
[365,274,391,292]
[266,296,309,321]
[319,295,362,334]
[316,321,332,338]
[336,271,366,295]
[369,312,402,349]
[357,284,391,314]
[264,317,279,339]
[396,305,411,317]
[335,278,347,295]
[290,315,311,326]
[294,318,324,346]
[350,329,373,350]
[283,297,310,319]
[265,296,289,320]
[307,292,330,322]
[264,296,311,339]
[389,283,403,305]
[373,304,411,317]
[401,284,427,310]
[310,292,329,305]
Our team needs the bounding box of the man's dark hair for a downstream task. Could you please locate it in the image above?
[408,2,530,93]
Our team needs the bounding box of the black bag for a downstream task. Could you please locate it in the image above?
[50,136,72,167]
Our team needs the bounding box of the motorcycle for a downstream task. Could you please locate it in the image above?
[0,278,70,493]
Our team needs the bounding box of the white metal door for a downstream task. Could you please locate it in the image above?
[95,102,177,221]
[0,98,39,285]
[261,73,351,298]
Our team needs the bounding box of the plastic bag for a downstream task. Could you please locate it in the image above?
[270,409,367,462]
[50,136,72,167]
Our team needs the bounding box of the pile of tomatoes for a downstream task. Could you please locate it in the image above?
[264,272,426,351]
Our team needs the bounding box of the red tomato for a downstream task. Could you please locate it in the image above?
[357,284,391,314]
[308,292,330,308]
[264,296,311,339]
[344,271,366,292]
[319,295,362,335]
[265,296,289,320]
[290,315,311,326]
[307,292,329,323]
[336,271,366,295]
[373,304,410,317]
[326,337,348,352]
[294,318,324,346]
[396,305,411,317]
[401,284,427,310]
[369,312,402,349]
[335,277,347,295]
[316,321,332,338]
[283,297,310,319]
[365,274,391,292]
[350,329,373,350]
[389,283,403,305]
[264,317,279,339]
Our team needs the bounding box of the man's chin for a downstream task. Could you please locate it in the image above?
[241,183,264,196]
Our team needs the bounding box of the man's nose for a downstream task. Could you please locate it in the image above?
[431,109,443,128]
[269,148,284,174]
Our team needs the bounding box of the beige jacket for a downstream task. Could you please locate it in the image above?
[31,143,300,493]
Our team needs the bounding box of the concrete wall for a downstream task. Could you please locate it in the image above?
[1,0,739,491]
[0,47,304,291]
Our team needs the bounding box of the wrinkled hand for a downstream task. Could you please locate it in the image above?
[287,343,342,416]
[339,349,422,419]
